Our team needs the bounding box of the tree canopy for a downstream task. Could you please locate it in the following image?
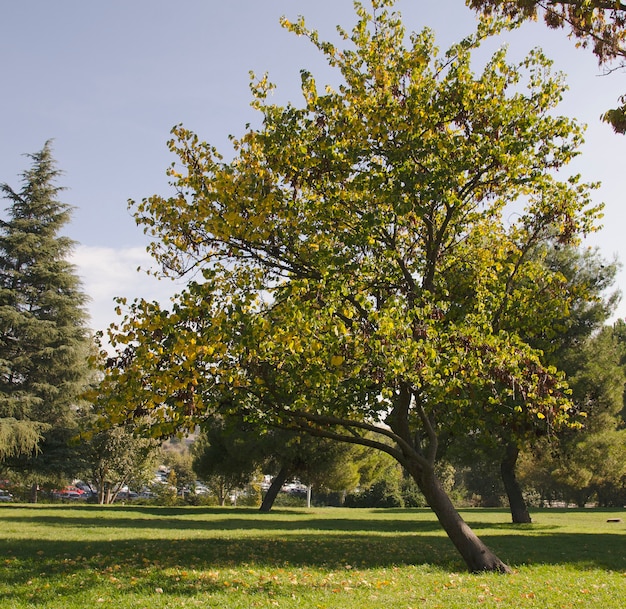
[101,0,603,572]
[467,0,626,132]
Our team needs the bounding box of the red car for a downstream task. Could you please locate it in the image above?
[52,486,86,500]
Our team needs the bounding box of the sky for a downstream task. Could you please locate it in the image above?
[1,0,624,337]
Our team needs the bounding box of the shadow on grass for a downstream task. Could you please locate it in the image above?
[0,505,448,533]
[2,531,623,607]
[1,520,625,605]
[0,505,590,534]
[1,505,625,600]
[1,528,625,571]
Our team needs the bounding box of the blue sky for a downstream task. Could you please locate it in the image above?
[1,0,624,334]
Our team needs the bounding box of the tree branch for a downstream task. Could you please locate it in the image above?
[282,408,430,470]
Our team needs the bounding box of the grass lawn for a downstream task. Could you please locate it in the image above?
[0,504,625,608]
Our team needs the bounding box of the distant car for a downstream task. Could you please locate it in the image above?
[0,490,14,502]
[55,490,83,500]
[52,486,86,500]
[73,482,94,496]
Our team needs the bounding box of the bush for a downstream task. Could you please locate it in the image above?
[236,484,263,507]
[153,484,178,506]
[400,476,426,507]
[345,479,404,508]
[311,490,345,507]
[272,491,308,508]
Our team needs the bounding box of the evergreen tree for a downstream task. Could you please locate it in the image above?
[518,325,626,507]
[0,142,93,488]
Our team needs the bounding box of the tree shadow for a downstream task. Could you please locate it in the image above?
[1,529,624,573]
[0,512,625,605]
[1,506,624,600]
[0,506,447,533]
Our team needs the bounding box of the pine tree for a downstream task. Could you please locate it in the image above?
[0,142,93,485]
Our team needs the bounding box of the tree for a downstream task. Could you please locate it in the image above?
[514,323,626,506]
[192,414,367,510]
[450,244,619,522]
[258,430,364,511]
[0,142,93,494]
[102,1,602,572]
[467,0,626,133]
[611,318,626,370]
[0,418,44,462]
[192,416,264,506]
[552,324,626,504]
[82,423,159,504]
[161,442,197,501]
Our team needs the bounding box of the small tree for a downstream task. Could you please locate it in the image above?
[258,430,364,512]
[161,442,197,500]
[192,417,263,506]
[83,423,159,504]
[192,415,385,510]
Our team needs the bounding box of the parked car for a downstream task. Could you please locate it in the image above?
[73,481,94,496]
[52,486,87,500]
[194,483,210,495]
[56,490,84,500]
[0,489,13,502]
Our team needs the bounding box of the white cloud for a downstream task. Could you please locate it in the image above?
[70,245,180,335]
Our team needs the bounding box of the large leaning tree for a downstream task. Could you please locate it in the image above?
[0,142,93,491]
[102,0,603,572]
[467,0,626,133]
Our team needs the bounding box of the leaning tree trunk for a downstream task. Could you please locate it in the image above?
[259,465,291,512]
[411,464,511,573]
[501,442,532,524]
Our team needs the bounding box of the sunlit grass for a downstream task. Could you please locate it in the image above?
[1,505,624,608]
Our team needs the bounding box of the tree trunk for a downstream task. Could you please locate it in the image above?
[259,466,290,512]
[412,465,511,573]
[29,482,38,504]
[501,442,532,524]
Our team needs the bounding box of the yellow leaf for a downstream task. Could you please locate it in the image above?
[331,355,344,367]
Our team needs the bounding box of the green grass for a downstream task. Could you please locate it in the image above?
[1,505,625,608]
